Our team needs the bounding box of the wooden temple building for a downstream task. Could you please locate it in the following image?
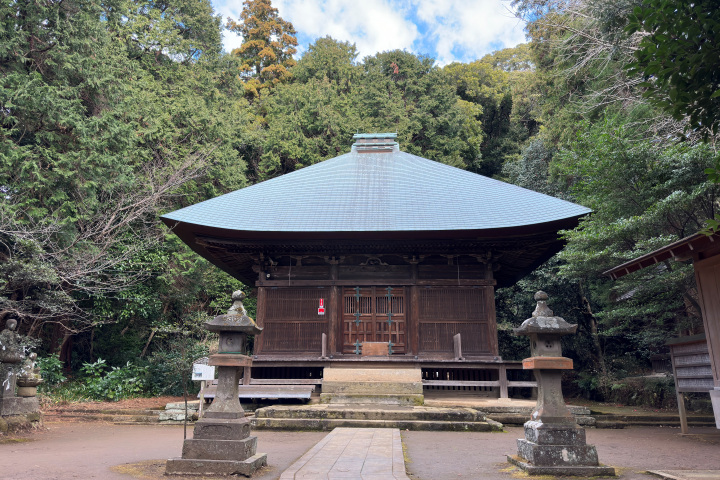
[162,134,590,400]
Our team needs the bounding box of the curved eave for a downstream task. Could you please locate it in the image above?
[160,214,584,242]
[604,231,720,279]
[161,214,585,288]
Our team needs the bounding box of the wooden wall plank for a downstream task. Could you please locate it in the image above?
[695,254,720,387]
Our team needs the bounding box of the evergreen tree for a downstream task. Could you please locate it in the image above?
[226,0,298,98]
[0,0,253,366]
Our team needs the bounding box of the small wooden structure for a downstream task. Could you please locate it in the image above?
[605,231,720,428]
[667,334,714,433]
[163,134,590,398]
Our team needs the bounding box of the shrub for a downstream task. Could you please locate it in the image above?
[146,339,209,397]
[79,359,149,401]
[37,354,66,393]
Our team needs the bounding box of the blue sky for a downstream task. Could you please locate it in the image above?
[211,0,528,66]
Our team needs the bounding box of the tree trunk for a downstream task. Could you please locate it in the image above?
[140,329,157,358]
[59,328,74,372]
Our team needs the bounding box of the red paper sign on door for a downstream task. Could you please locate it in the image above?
[318,298,325,315]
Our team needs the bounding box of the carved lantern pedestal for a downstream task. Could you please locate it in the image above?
[166,291,267,477]
[507,292,615,476]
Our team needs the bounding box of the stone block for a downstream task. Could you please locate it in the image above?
[1,413,42,433]
[166,452,267,477]
[16,386,37,397]
[193,417,251,440]
[508,454,616,476]
[575,415,596,427]
[323,367,422,383]
[0,396,39,416]
[158,410,191,422]
[517,439,599,467]
[523,421,586,445]
[522,356,573,370]
[182,436,257,461]
[207,353,252,367]
[165,401,199,411]
[319,393,424,406]
[321,380,423,395]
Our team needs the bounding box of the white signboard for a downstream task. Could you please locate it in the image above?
[192,364,215,381]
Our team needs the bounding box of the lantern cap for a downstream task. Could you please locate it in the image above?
[513,291,577,336]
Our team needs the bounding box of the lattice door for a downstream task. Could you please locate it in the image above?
[342,286,406,354]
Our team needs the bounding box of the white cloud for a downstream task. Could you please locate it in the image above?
[273,0,418,60]
[211,0,525,64]
[412,0,526,65]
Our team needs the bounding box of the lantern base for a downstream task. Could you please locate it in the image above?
[507,455,615,476]
[166,453,267,477]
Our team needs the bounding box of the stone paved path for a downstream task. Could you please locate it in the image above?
[649,472,720,480]
[280,428,409,480]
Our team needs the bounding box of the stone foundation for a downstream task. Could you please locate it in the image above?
[165,454,267,476]
[0,397,39,416]
[510,420,615,476]
[320,367,424,405]
[0,412,43,434]
[166,415,266,476]
[507,455,616,476]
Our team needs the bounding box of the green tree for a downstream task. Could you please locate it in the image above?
[257,42,481,178]
[359,50,476,169]
[0,0,253,366]
[554,120,715,372]
[226,0,298,98]
[626,0,720,139]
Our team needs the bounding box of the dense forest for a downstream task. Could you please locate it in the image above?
[1,0,718,400]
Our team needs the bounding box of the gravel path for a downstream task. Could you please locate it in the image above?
[0,421,718,480]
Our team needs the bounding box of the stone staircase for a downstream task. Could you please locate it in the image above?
[44,401,201,425]
[483,405,595,427]
[43,401,717,430]
[252,404,504,432]
[590,413,717,429]
[44,407,169,424]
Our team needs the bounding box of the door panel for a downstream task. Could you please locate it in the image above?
[342,286,406,354]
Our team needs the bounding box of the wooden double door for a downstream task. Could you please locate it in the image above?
[342,286,406,354]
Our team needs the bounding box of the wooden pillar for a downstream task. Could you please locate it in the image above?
[499,364,509,399]
[409,259,420,355]
[677,391,689,434]
[254,286,266,354]
[329,258,339,355]
[410,286,420,355]
[487,285,499,357]
[453,333,463,361]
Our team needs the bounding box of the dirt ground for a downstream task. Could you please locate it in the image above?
[1,420,718,480]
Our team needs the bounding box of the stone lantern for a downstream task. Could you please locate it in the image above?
[166,291,267,476]
[507,292,615,476]
[0,319,41,417]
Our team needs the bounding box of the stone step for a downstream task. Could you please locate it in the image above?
[255,405,486,422]
[478,405,591,416]
[592,413,715,423]
[252,417,502,432]
[45,413,161,423]
[596,419,716,428]
[113,420,189,426]
[486,413,596,427]
[46,408,162,416]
